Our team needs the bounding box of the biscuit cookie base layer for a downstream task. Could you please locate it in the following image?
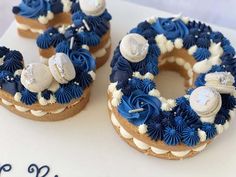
[108,95,210,160]
[107,50,212,159]
[15,13,72,39]
[39,30,112,68]
[0,87,90,121]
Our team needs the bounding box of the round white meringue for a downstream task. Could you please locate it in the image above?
[79,0,106,16]
[120,33,149,63]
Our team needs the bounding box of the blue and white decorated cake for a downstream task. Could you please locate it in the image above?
[108,15,236,160]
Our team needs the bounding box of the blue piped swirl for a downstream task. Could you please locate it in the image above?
[20,89,37,105]
[152,17,189,41]
[13,0,49,18]
[118,90,161,126]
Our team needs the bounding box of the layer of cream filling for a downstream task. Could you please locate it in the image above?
[107,99,234,158]
[0,98,80,117]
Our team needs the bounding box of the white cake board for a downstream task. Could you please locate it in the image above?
[0,0,236,176]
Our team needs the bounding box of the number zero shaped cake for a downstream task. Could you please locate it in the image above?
[108,15,236,160]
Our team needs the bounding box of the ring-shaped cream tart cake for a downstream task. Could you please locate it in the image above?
[108,15,236,160]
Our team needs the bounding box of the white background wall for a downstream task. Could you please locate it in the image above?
[1,0,236,36]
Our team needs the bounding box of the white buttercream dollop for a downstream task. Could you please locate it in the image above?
[138,124,147,134]
[198,129,207,142]
[174,38,183,49]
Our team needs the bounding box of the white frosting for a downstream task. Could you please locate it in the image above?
[138,124,147,134]
[216,124,224,134]
[14,92,22,102]
[108,82,118,93]
[198,129,207,142]
[120,127,133,139]
[120,34,149,63]
[176,57,185,66]
[184,63,191,70]
[143,72,154,80]
[50,108,66,114]
[21,63,53,93]
[166,41,174,52]
[108,101,112,110]
[89,71,96,81]
[146,16,157,24]
[30,110,47,117]
[193,59,212,74]
[150,147,168,154]
[15,105,29,112]
[49,53,76,84]
[171,150,190,157]
[62,0,72,12]
[133,138,150,150]
[14,70,23,77]
[161,102,171,111]
[132,72,143,79]
[223,120,230,130]
[16,22,44,34]
[188,45,197,55]
[174,38,183,49]
[79,0,106,16]
[167,99,176,108]
[1,99,13,106]
[111,113,120,127]
[148,89,160,97]
[209,42,224,57]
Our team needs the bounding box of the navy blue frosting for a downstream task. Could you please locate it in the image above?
[201,123,217,139]
[182,127,200,146]
[41,90,52,100]
[20,89,37,105]
[163,127,181,146]
[118,90,161,126]
[174,116,187,132]
[36,33,53,49]
[69,48,96,73]
[0,71,18,95]
[74,72,93,89]
[193,48,211,61]
[55,41,70,54]
[72,10,111,37]
[152,17,189,40]
[51,33,66,47]
[13,0,49,18]
[49,0,63,14]
[69,82,83,98]
[146,116,164,141]
[2,51,24,73]
[0,46,10,57]
[55,84,74,104]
